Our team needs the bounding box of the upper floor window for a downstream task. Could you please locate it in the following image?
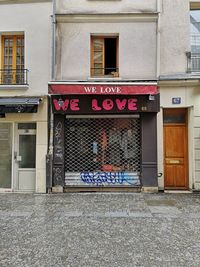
[190,10,200,72]
[91,35,119,77]
[1,35,27,85]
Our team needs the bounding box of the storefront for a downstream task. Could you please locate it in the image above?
[49,83,160,192]
[0,96,47,193]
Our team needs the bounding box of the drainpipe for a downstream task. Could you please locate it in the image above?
[49,0,56,156]
[51,0,56,81]
[47,0,56,192]
[156,0,161,78]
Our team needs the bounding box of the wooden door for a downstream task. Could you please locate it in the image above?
[163,109,188,189]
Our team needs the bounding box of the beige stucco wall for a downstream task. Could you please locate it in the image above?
[56,21,157,80]
[0,1,52,96]
[0,1,52,193]
[160,0,191,75]
[56,0,157,14]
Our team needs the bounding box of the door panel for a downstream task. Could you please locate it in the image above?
[15,125,36,191]
[165,127,185,158]
[164,124,188,189]
[18,170,35,191]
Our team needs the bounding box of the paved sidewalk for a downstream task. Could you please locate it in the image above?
[0,192,200,267]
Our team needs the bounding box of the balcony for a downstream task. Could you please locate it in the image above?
[191,53,200,73]
[186,51,200,73]
[0,69,28,85]
[187,34,200,73]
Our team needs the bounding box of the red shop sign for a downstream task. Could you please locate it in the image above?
[51,95,160,114]
[49,84,158,95]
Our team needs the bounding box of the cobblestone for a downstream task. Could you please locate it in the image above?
[0,192,200,266]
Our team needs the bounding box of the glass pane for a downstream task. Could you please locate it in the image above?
[0,123,12,188]
[4,57,8,65]
[191,11,200,34]
[9,56,12,65]
[5,48,9,55]
[4,39,9,46]
[94,39,103,50]
[191,11,200,57]
[19,135,36,168]
[17,56,21,65]
[17,38,22,46]
[163,109,186,123]
[17,47,20,55]
[18,123,36,130]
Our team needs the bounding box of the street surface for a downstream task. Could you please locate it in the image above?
[0,192,200,267]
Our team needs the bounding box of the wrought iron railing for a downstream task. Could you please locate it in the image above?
[91,67,119,77]
[191,53,200,72]
[0,69,28,85]
[187,34,200,73]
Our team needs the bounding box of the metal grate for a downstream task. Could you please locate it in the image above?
[0,69,28,85]
[64,118,141,187]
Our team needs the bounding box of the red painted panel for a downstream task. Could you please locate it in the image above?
[49,84,158,95]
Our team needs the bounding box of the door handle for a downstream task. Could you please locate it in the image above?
[14,152,22,162]
[16,156,22,162]
[166,159,181,164]
[169,160,180,164]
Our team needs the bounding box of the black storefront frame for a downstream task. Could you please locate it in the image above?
[51,94,159,190]
[52,118,158,189]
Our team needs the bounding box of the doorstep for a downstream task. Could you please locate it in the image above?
[164,190,192,193]
[63,186,141,193]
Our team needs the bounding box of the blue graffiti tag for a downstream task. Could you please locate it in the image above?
[80,171,140,186]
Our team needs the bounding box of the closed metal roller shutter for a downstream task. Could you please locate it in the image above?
[64,117,141,187]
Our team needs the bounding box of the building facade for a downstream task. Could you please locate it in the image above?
[0,0,52,193]
[158,0,200,191]
[48,0,200,193]
[1,0,200,193]
[49,0,160,192]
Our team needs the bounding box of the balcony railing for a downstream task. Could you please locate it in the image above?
[0,69,28,85]
[186,52,200,73]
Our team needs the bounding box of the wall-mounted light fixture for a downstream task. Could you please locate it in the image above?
[58,98,64,107]
[148,95,155,101]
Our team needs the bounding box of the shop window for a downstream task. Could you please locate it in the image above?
[91,36,119,77]
[64,118,141,187]
[1,35,27,85]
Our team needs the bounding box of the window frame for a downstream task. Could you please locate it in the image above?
[1,34,24,84]
[90,35,119,77]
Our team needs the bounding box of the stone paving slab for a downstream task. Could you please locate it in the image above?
[0,192,200,266]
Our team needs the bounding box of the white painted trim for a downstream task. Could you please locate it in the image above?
[188,106,194,190]
[49,81,157,85]
[0,85,29,90]
[55,13,158,23]
[0,0,51,4]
